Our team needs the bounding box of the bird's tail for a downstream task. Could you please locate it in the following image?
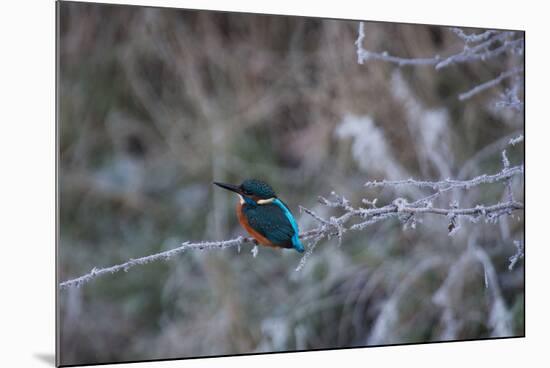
[292,234,304,253]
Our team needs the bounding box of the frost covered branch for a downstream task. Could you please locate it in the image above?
[509,134,524,146]
[449,28,498,44]
[355,24,522,69]
[364,164,523,191]
[294,154,523,269]
[355,23,524,101]
[60,162,524,289]
[496,83,524,111]
[296,194,522,270]
[508,240,524,270]
[57,222,351,289]
[59,237,256,289]
[459,67,523,101]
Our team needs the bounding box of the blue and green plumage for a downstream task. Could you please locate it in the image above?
[213,179,304,253]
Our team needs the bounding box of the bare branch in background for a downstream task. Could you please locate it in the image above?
[355,23,524,102]
[356,24,522,70]
[509,134,524,146]
[508,240,524,271]
[435,32,522,70]
[449,28,498,44]
[459,67,523,101]
[496,82,524,111]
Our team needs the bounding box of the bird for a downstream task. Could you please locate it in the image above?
[213,179,304,253]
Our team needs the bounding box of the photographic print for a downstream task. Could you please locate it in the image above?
[56,1,525,366]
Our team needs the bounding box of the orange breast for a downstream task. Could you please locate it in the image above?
[236,202,278,248]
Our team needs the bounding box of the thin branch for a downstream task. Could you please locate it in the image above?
[59,236,255,290]
[399,200,522,216]
[364,164,523,190]
[508,240,524,271]
[350,213,395,231]
[459,67,524,101]
[434,32,520,70]
[496,86,524,112]
[449,28,498,44]
[355,27,522,70]
[354,22,366,64]
[356,49,441,67]
[501,150,514,202]
[509,134,524,146]
[295,236,323,272]
[355,25,524,105]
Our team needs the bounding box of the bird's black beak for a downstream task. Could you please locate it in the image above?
[213,181,242,194]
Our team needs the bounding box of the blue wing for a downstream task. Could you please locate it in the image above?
[273,199,304,252]
[244,200,304,252]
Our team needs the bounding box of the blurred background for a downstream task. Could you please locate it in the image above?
[57,2,524,365]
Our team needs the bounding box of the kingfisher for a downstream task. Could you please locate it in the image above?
[213,179,304,253]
